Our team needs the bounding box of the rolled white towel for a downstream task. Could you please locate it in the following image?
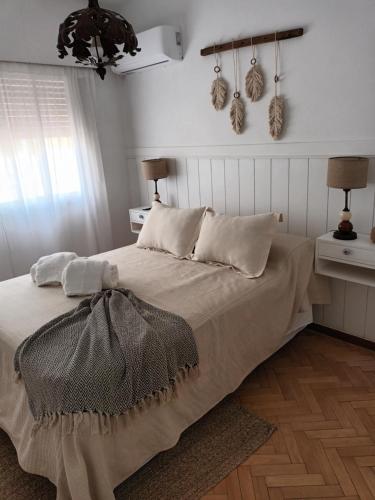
[102,263,120,289]
[61,258,119,297]
[30,252,78,286]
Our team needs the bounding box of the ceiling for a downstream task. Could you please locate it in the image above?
[64,0,129,8]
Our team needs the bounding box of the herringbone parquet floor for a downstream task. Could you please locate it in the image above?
[202,329,375,500]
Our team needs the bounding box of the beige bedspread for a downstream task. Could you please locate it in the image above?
[0,234,327,500]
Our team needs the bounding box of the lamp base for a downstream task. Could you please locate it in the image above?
[333,204,357,240]
[333,229,357,240]
[153,180,162,203]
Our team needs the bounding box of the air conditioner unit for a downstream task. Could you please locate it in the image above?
[112,26,183,75]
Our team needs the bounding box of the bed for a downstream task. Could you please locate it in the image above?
[0,233,328,500]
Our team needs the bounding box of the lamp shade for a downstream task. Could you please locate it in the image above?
[141,159,168,181]
[327,157,369,189]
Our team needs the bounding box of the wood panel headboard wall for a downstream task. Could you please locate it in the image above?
[127,153,375,343]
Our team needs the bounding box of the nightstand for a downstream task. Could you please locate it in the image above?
[315,232,375,287]
[129,206,151,234]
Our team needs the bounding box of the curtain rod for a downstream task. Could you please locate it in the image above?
[0,59,92,72]
[201,28,304,56]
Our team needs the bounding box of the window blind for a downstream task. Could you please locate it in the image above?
[0,75,72,137]
[0,71,81,203]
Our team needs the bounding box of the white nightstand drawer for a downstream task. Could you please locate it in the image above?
[130,210,148,224]
[316,233,375,287]
[129,207,151,234]
[318,241,375,268]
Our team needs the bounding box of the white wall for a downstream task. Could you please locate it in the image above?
[121,0,375,339]
[0,0,133,247]
[120,0,375,151]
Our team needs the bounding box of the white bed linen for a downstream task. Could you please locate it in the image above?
[0,234,325,500]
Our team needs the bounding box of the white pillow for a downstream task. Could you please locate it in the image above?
[192,211,279,278]
[137,203,206,258]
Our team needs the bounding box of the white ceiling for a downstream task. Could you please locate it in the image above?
[63,0,129,9]
[92,0,129,7]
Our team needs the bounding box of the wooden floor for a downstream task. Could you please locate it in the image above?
[202,329,375,500]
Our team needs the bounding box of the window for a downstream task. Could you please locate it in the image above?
[0,75,81,204]
[0,63,113,280]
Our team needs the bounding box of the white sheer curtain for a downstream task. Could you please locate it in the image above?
[0,62,113,281]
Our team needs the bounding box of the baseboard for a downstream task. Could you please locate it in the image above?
[309,323,375,351]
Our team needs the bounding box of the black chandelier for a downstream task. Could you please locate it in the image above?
[57,0,140,80]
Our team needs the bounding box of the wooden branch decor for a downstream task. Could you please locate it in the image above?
[201,28,303,57]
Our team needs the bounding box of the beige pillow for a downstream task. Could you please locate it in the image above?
[137,203,206,258]
[193,211,279,278]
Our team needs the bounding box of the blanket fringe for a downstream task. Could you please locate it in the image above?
[30,364,199,437]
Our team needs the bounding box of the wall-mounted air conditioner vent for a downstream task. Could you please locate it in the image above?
[111,26,183,75]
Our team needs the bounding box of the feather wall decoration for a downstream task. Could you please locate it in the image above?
[211,77,228,110]
[230,46,245,134]
[210,48,228,111]
[269,95,284,139]
[245,43,264,103]
[230,94,245,134]
[269,36,284,140]
[245,64,264,102]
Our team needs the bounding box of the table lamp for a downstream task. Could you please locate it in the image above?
[327,156,369,240]
[141,159,169,203]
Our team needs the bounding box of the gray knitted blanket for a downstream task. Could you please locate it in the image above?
[14,288,199,433]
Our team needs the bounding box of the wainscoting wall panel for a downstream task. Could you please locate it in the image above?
[128,155,375,341]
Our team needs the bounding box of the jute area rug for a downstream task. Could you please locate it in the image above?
[0,398,275,500]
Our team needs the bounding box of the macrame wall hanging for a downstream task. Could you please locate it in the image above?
[245,39,264,102]
[269,34,284,140]
[230,43,245,134]
[210,46,228,111]
[202,28,303,138]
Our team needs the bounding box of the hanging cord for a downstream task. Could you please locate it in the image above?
[274,32,280,97]
[250,37,257,66]
[214,44,221,77]
[232,41,240,97]
[211,41,228,111]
